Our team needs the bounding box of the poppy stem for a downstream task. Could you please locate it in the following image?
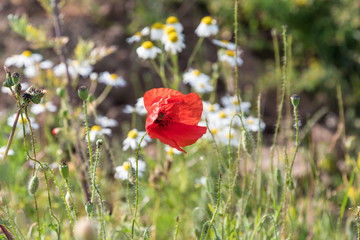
[131,132,148,238]
[186,36,204,70]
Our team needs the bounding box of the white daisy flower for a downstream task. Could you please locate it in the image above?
[98,72,126,87]
[218,127,240,146]
[212,39,237,50]
[183,69,210,85]
[135,97,148,116]
[221,95,251,113]
[4,50,42,68]
[165,16,183,33]
[0,146,14,159]
[71,60,93,78]
[127,27,149,44]
[150,22,165,41]
[53,62,77,78]
[39,60,53,69]
[123,105,136,114]
[165,146,183,155]
[192,77,214,94]
[88,125,111,142]
[195,16,219,37]
[244,116,266,132]
[195,176,207,187]
[136,41,162,60]
[7,113,39,135]
[122,129,150,151]
[219,50,243,67]
[161,26,184,44]
[164,32,186,54]
[24,65,39,78]
[90,72,98,81]
[30,101,57,114]
[114,157,146,180]
[97,115,118,128]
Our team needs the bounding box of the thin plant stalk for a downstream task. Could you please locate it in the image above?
[289,104,300,176]
[1,108,20,162]
[131,133,148,238]
[255,94,263,203]
[170,54,180,90]
[151,59,168,88]
[95,85,113,107]
[33,193,41,238]
[95,185,106,240]
[65,179,78,221]
[90,141,102,218]
[5,205,21,240]
[173,217,180,240]
[186,37,204,69]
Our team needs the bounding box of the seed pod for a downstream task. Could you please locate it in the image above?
[31,89,46,104]
[59,162,69,180]
[88,95,94,103]
[3,72,14,88]
[28,175,39,195]
[276,168,283,186]
[241,130,254,156]
[12,72,20,85]
[96,139,103,147]
[56,87,65,98]
[290,94,300,108]
[78,86,89,101]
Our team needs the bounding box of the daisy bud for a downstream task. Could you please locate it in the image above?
[276,168,283,186]
[59,162,69,180]
[78,86,89,101]
[61,110,68,118]
[31,89,46,104]
[3,72,14,88]
[241,130,254,156]
[85,201,93,216]
[74,217,97,240]
[56,87,65,98]
[88,95,94,103]
[12,72,20,85]
[28,175,39,195]
[290,94,300,108]
[96,139,103,147]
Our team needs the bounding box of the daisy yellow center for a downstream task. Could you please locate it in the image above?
[193,69,201,76]
[247,119,254,124]
[142,41,153,49]
[227,133,233,139]
[165,26,176,35]
[152,22,164,29]
[208,104,215,112]
[22,50,32,57]
[219,111,226,118]
[233,99,239,105]
[167,148,174,155]
[123,162,131,171]
[19,117,28,124]
[91,125,101,132]
[226,50,235,57]
[166,16,179,24]
[211,128,218,135]
[201,16,212,25]
[221,40,230,44]
[110,73,117,80]
[135,32,142,37]
[199,83,204,88]
[168,32,178,43]
[127,129,138,139]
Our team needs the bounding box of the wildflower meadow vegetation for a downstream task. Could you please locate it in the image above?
[0,0,359,239]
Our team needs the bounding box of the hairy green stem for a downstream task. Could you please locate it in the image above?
[151,59,168,88]
[96,85,113,107]
[65,179,78,221]
[186,37,204,69]
[1,108,19,162]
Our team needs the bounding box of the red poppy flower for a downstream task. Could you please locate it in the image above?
[144,88,207,153]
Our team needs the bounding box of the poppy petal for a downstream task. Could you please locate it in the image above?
[144,88,182,111]
[167,93,203,125]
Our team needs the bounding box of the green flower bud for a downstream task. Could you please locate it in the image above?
[62,110,68,118]
[31,89,46,104]
[15,83,22,95]
[276,168,283,186]
[241,130,254,156]
[12,72,20,85]
[3,72,14,88]
[56,87,65,98]
[28,175,39,195]
[59,162,69,180]
[290,94,300,108]
[85,201,93,216]
[88,95,95,103]
[96,139,103,147]
[78,86,89,101]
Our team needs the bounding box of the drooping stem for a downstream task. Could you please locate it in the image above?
[2,109,20,162]
[131,133,148,238]
[95,85,113,107]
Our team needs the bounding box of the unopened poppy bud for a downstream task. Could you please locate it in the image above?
[78,86,89,101]
[56,87,65,98]
[290,94,300,108]
[12,72,20,85]
[287,177,295,190]
[61,110,68,118]
[3,72,14,88]
[241,130,254,156]
[31,89,46,104]
[65,191,72,208]
[28,175,39,195]
[88,95,94,103]
[15,83,22,95]
[52,127,61,135]
[74,217,97,240]
[276,168,282,186]
[96,139,103,147]
[85,201,93,216]
[59,162,69,180]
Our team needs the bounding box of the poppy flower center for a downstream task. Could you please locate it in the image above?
[123,162,131,171]
[154,110,172,128]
